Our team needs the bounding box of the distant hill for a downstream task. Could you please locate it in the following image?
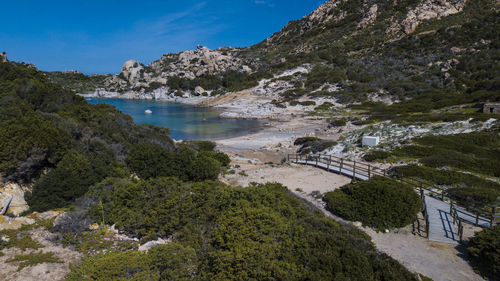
[46,0,498,107]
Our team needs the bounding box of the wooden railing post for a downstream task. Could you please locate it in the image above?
[316,155,318,167]
[417,216,421,235]
[491,207,495,227]
[450,201,453,215]
[327,155,331,171]
[340,158,344,175]
[475,213,479,226]
[353,161,357,180]
[426,214,429,238]
[368,165,371,179]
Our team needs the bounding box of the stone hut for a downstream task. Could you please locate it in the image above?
[483,103,500,114]
[0,52,7,62]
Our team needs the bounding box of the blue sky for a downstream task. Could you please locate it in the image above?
[0,0,324,74]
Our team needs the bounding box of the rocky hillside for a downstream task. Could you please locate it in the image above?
[47,0,498,108]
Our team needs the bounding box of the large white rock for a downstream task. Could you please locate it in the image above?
[138,238,169,251]
[121,59,144,84]
[362,136,380,147]
[195,86,205,95]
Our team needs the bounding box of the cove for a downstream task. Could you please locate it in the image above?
[87,98,261,140]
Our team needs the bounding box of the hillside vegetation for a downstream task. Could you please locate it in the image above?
[0,59,425,280]
[364,132,500,207]
[67,180,421,280]
[0,61,226,212]
[48,0,499,113]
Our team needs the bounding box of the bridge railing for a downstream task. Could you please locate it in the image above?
[288,153,500,228]
[288,153,388,180]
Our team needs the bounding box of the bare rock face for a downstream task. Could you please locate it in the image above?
[121,59,145,86]
[307,0,342,22]
[138,238,170,251]
[150,46,246,78]
[102,45,248,94]
[400,0,467,34]
[358,4,378,28]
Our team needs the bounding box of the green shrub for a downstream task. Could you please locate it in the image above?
[395,133,500,177]
[0,229,42,251]
[294,137,321,146]
[0,112,71,181]
[393,165,500,206]
[188,155,221,181]
[66,250,156,280]
[7,251,62,271]
[364,150,391,162]
[198,151,231,167]
[324,176,422,230]
[27,150,106,212]
[67,243,198,281]
[294,137,337,154]
[126,142,179,179]
[299,100,316,106]
[467,225,500,280]
[126,142,222,182]
[183,140,217,152]
[328,118,347,127]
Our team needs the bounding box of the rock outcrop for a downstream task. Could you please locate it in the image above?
[357,4,378,28]
[101,45,251,94]
[397,0,467,34]
[0,52,7,62]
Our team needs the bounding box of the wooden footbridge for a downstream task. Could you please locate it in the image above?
[288,153,500,244]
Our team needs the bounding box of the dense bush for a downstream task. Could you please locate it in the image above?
[79,179,420,280]
[396,133,500,177]
[182,140,216,152]
[363,150,391,162]
[294,137,337,154]
[188,155,221,181]
[198,151,231,167]
[126,143,224,182]
[67,243,198,281]
[27,150,109,212]
[324,176,422,230]
[0,111,72,181]
[467,225,500,280]
[328,118,347,127]
[305,65,347,90]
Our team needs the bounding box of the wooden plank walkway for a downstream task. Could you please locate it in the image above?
[425,196,458,244]
[292,157,462,244]
[294,159,370,181]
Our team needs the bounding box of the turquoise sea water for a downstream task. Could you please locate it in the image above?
[87,98,261,140]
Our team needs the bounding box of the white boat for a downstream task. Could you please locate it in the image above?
[145,109,153,114]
